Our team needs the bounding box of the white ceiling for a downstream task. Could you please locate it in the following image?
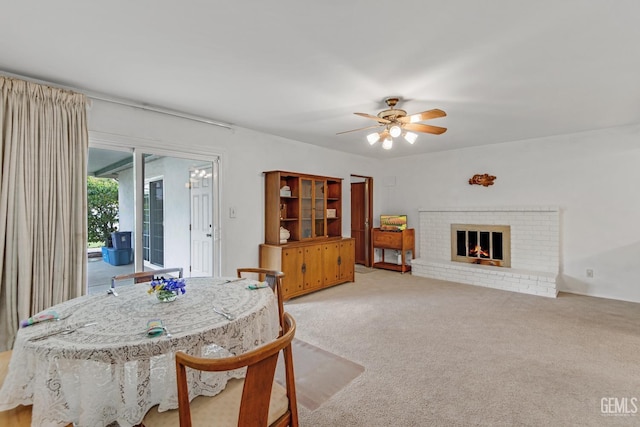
[2,1,639,159]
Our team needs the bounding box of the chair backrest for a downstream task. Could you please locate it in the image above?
[236,268,298,427]
[176,313,297,427]
[110,267,184,289]
[236,268,285,333]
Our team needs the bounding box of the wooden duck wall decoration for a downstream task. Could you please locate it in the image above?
[468,174,496,187]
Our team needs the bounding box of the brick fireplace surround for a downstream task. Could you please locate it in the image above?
[411,207,559,298]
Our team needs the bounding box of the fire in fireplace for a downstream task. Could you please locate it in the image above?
[451,224,511,267]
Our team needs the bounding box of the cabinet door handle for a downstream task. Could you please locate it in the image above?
[301,263,306,274]
[337,256,342,266]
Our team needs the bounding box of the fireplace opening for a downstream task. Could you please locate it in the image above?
[451,224,510,267]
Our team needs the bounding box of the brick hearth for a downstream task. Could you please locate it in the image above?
[412,207,559,298]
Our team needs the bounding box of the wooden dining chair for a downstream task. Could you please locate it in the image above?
[236,268,285,331]
[143,313,299,427]
[109,267,184,295]
[235,268,298,425]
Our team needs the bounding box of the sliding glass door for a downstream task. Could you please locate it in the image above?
[87,146,220,293]
[86,147,135,294]
[144,178,165,266]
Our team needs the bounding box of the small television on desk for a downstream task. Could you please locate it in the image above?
[380,215,407,231]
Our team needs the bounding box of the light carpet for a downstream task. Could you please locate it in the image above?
[275,338,365,410]
[354,265,375,274]
[283,269,640,426]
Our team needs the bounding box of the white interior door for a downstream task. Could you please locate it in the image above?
[190,166,213,276]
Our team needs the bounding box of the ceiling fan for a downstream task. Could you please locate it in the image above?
[338,97,447,149]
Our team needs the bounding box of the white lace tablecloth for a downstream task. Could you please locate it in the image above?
[0,277,279,427]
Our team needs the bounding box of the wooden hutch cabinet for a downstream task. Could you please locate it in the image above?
[322,239,355,286]
[263,170,343,244]
[260,170,355,300]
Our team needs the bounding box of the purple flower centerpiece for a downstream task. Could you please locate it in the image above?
[148,277,186,302]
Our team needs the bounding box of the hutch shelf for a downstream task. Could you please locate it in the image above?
[263,170,343,244]
[260,170,354,300]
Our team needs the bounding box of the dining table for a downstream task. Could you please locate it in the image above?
[0,276,280,427]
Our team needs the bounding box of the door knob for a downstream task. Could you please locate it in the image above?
[206,233,212,237]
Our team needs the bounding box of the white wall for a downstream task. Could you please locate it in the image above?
[379,124,640,303]
[87,100,378,276]
[87,99,640,303]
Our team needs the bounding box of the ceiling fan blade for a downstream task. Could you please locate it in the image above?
[354,112,391,124]
[403,123,448,135]
[397,109,447,124]
[336,124,383,135]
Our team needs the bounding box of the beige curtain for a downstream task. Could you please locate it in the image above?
[0,76,88,351]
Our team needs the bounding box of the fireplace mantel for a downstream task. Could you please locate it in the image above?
[412,206,559,297]
[418,206,559,213]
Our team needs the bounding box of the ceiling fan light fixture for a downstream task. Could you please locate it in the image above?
[389,124,402,138]
[367,132,380,145]
[340,97,446,150]
[403,131,418,144]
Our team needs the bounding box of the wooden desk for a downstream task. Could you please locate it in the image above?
[372,228,415,273]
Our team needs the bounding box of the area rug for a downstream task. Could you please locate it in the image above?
[275,338,365,411]
[354,264,376,274]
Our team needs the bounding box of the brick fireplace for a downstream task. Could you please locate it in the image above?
[411,207,559,297]
[451,224,511,267]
